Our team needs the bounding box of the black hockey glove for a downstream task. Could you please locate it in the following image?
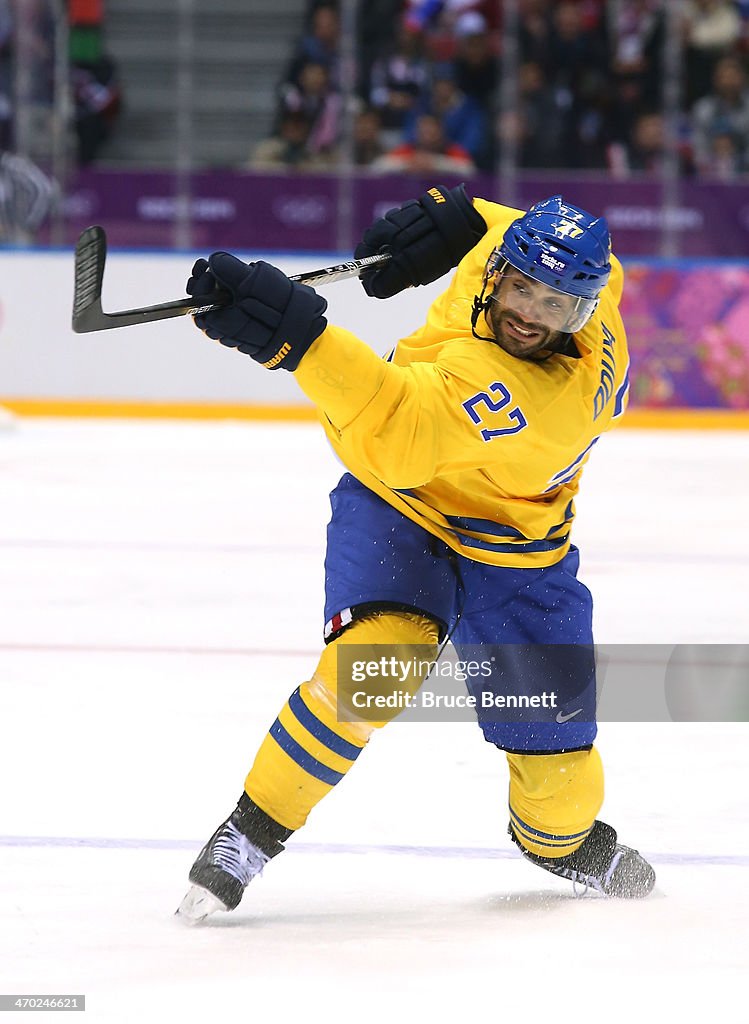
[187,254,328,371]
[353,183,487,299]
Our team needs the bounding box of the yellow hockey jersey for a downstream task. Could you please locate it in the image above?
[294,198,630,568]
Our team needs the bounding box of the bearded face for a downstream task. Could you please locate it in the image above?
[487,268,579,361]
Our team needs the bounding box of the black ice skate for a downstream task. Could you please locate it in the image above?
[510,820,655,898]
[177,793,292,924]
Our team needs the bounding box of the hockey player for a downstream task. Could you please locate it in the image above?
[177,186,655,923]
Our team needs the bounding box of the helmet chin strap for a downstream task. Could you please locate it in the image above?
[471,286,495,342]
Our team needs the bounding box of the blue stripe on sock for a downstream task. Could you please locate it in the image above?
[510,806,591,844]
[513,831,586,851]
[288,687,362,762]
[269,719,345,786]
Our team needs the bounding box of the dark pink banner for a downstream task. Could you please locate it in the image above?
[59,169,749,257]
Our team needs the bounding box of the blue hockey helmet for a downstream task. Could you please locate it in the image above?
[472,196,612,339]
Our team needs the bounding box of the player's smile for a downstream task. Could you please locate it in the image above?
[504,314,545,345]
[491,306,560,360]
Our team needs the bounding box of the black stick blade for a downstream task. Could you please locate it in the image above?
[69,227,391,334]
[72,226,107,332]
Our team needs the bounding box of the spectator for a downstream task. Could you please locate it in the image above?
[547,2,606,97]
[616,110,667,174]
[703,125,746,177]
[278,60,341,159]
[403,0,501,36]
[515,60,567,168]
[683,0,743,106]
[407,65,488,166]
[519,0,552,66]
[353,107,386,165]
[368,24,430,147]
[452,11,498,110]
[606,109,693,176]
[544,1,608,167]
[609,0,664,110]
[248,111,334,170]
[286,3,340,90]
[71,53,121,165]
[403,0,486,35]
[357,0,406,99]
[692,54,749,172]
[281,60,339,151]
[372,111,475,173]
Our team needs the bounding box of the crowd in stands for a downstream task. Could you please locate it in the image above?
[68,0,122,165]
[2,0,749,184]
[0,0,123,241]
[250,0,749,179]
[0,0,121,169]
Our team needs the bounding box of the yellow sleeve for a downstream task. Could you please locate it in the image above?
[472,196,525,231]
[294,325,483,489]
[608,254,624,306]
[293,324,389,428]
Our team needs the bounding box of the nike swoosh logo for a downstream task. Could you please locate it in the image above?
[556,708,583,723]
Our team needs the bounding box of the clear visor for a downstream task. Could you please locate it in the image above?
[486,260,598,335]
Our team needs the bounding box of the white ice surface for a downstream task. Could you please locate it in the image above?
[0,419,747,1023]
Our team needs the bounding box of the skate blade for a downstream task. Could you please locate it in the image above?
[175,884,228,925]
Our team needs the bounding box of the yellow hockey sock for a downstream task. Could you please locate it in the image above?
[507,746,604,858]
[245,611,439,831]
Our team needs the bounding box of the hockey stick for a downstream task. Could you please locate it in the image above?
[72,225,392,334]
